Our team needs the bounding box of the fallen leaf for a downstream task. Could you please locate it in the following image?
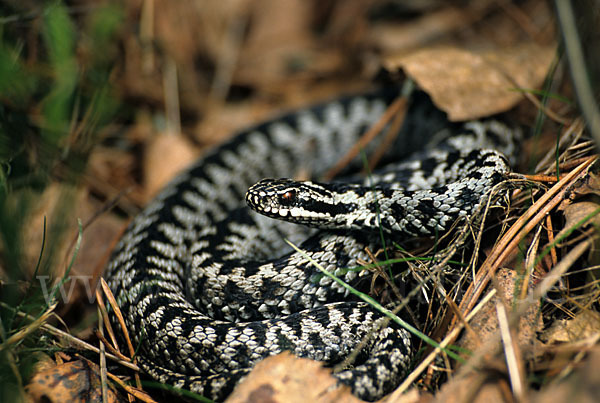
[26,359,120,403]
[558,200,600,238]
[541,310,600,344]
[568,171,600,198]
[384,387,431,403]
[434,375,511,403]
[23,184,86,279]
[226,352,361,403]
[143,131,199,199]
[458,268,542,353]
[531,347,600,403]
[235,0,315,87]
[369,7,478,53]
[383,44,556,121]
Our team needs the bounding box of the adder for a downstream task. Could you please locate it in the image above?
[105,86,520,401]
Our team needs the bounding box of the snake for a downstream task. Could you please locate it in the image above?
[105,86,521,401]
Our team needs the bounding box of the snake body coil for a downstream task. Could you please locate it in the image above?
[105,88,519,400]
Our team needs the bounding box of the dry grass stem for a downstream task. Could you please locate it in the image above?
[324,96,406,180]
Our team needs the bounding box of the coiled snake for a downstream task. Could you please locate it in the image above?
[105,87,520,401]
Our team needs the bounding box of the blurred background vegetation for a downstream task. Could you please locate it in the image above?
[0,1,122,397]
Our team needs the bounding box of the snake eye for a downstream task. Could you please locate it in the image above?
[279,190,296,205]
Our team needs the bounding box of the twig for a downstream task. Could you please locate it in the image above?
[324,96,406,180]
[0,301,139,371]
[454,156,596,325]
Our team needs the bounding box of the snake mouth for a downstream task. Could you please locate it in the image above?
[245,178,292,213]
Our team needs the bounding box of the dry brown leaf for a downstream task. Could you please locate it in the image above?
[383,44,556,120]
[436,268,543,403]
[26,359,120,403]
[21,179,127,316]
[194,101,274,146]
[434,376,511,403]
[554,200,600,244]
[531,347,600,403]
[226,352,361,403]
[562,200,600,230]
[369,7,475,53]
[143,132,198,200]
[458,268,542,354]
[569,171,600,197]
[22,183,86,279]
[235,0,314,87]
[541,310,600,344]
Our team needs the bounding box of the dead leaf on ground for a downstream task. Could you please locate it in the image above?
[22,183,85,279]
[383,44,556,121]
[554,197,600,267]
[568,171,600,198]
[531,347,600,403]
[235,0,314,87]
[226,352,361,403]
[368,7,478,53]
[21,181,127,319]
[558,200,600,235]
[434,374,512,403]
[435,268,543,403]
[143,131,199,199]
[541,310,600,344]
[458,268,542,354]
[26,359,121,403]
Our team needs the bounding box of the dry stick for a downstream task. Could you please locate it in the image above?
[323,96,406,181]
[520,225,543,302]
[394,237,593,398]
[545,214,558,266]
[521,174,562,183]
[456,238,593,385]
[559,155,595,171]
[496,300,523,399]
[453,156,596,327]
[0,302,140,371]
[100,277,143,389]
[106,371,159,403]
[95,329,131,361]
[493,276,526,402]
[96,289,119,351]
[0,303,57,350]
[100,278,135,359]
[98,307,109,403]
[367,97,408,173]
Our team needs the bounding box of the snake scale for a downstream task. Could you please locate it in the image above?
[105,86,520,401]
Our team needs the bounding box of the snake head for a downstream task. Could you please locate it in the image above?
[246,178,337,225]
